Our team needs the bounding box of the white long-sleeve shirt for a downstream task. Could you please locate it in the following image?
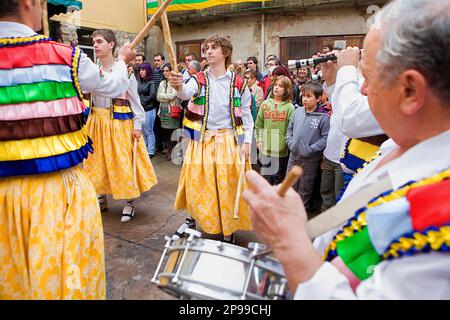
[0,22,138,126]
[295,129,450,299]
[91,61,146,130]
[177,69,254,144]
[324,66,384,138]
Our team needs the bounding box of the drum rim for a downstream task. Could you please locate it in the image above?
[157,273,270,300]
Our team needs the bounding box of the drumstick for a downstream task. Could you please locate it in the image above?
[130,0,174,49]
[277,166,303,197]
[133,138,138,190]
[233,147,246,219]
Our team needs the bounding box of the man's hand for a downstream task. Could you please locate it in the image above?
[169,71,184,91]
[316,51,339,86]
[133,129,142,141]
[336,47,361,70]
[243,170,324,292]
[118,43,136,65]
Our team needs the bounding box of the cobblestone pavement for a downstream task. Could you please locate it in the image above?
[102,153,260,300]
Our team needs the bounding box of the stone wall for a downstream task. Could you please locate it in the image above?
[57,22,145,55]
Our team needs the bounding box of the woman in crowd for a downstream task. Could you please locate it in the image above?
[157,63,182,160]
[137,62,158,158]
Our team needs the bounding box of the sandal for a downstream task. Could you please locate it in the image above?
[171,217,196,241]
[98,195,108,212]
[222,233,235,244]
[121,204,135,223]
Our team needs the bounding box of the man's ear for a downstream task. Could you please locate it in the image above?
[398,70,427,116]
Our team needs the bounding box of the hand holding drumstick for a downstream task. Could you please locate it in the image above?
[243,166,324,292]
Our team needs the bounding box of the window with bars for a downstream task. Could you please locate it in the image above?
[280,34,365,65]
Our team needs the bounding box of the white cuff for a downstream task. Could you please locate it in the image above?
[294,262,356,300]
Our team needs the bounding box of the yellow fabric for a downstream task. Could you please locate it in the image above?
[347,138,380,162]
[113,105,133,114]
[183,116,204,132]
[83,108,158,200]
[0,166,106,299]
[0,127,88,161]
[174,129,252,236]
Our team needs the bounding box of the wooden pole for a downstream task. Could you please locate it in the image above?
[158,0,178,68]
[42,0,50,37]
[130,0,174,49]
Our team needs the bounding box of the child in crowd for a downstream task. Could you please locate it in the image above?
[286,82,330,214]
[255,76,295,185]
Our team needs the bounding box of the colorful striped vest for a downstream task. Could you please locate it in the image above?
[183,71,247,144]
[83,67,134,120]
[0,35,92,177]
[324,168,450,282]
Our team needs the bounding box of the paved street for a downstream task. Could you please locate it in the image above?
[102,153,260,300]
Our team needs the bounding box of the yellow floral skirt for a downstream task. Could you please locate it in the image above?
[84,108,158,200]
[174,129,253,236]
[0,166,106,299]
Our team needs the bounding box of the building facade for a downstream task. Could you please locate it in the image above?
[145,0,387,66]
[49,0,147,61]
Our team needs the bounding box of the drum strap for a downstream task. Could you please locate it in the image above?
[306,175,393,239]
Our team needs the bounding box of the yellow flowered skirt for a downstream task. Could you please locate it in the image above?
[0,166,106,299]
[174,129,253,236]
[84,108,158,200]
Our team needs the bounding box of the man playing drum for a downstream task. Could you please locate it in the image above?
[244,0,450,299]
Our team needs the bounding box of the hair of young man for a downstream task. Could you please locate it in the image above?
[246,56,259,71]
[92,29,117,54]
[203,35,233,68]
[138,62,154,80]
[186,52,197,60]
[302,81,324,99]
[154,53,166,60]
[136,53,146,61]
[0,0,21,18]
[270,75,294,102]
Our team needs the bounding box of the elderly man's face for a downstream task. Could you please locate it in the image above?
[360,29,401,138]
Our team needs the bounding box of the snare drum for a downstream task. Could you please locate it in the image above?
[152,229,291,300]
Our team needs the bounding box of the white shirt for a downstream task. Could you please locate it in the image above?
[295,129,450,299]
[178,69,254,143]
[324,66,384,138]
[182,69,191,82]
[91,61,146,130]
[0,22,131,114]
[323,114,347,164]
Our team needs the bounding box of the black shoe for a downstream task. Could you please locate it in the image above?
[171,218,196,241]
[222,233,235,244]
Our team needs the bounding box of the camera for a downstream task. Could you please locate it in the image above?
[288,55,337,71]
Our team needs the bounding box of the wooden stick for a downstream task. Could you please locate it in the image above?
[277,166,303,197]
[42,0,50,37]
[130,0,174,49]
[158,0,178,68]
[133,138,138,190]
[233,147,246,219]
